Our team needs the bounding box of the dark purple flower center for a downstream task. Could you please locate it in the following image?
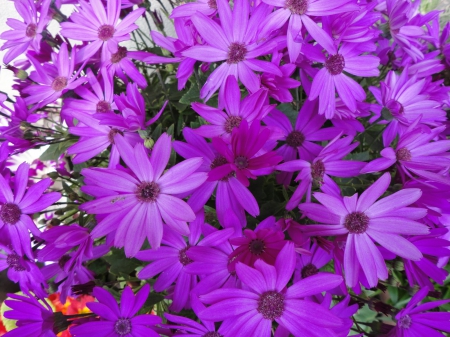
[301,263,319,278]
[248,239,265,255]
[227,42,247,64]
[136,181,160,202]
[26,23,38,38]
[398,315,411,329]
[234,156,248,170]
[286,131,305,148]
[344,212,369,234]
[108,128,124,144]
[257,291,285,320]
[224,116,242,133]
[7,253,26,272]
[111,46,128,63]
[1,203,21,225]
[59,255,71,269]
[285,0,308,15]
[396,148,411,161]
[114,318,131,335]
[386,99,404,117]
[210,155,228,169]
[98,24,115,41]
[311,160,325,186]
[51,76,68,91]
[207,0,217,9]
[325,54,345,75]
[96,100,111,113]
[179,246,193,266]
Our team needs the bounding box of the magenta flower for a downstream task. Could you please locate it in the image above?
[198,243,344,336]
[388,287,450,336]
[277,136,365,209]
[70,284,161,337]
[309,42,380,118]
[264,99,339,185]
[299,173,429,288]
[24,43,86,110]
[259,0,358,62]
[192,76,272,140]
[80,134,207,257]
[60,0,145,62]
[0,0,51,64]
[0,162,60,259]
[293,241,332,282]
[3,291,57,337]
[170,0,218,19]
[182,0,282,101]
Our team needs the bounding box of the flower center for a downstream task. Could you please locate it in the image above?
[6,253,26,272]
[51,76,68,91]
[257,291,285,320]
[227,42,247,64]
[224,116,242,133]
[136,181,160,202]
[204,333,221,337]
[179,246,193,266]
[58,255,71,269]
[96,100,111,113]
[344,212,369,234]
[108,128,124,144]
[114,318,131,335]
[210,155,228,169]
[111,46,128,63]
[234,156,248,170]
[26,23,38,38]
[311,160,325,186]
[396,148,411,161]
[0,203,21,225]
[325,54,345,75]
[98,24,115,41]
[301,263,319,278]
[398,315,411,329]
[207,0,217,9]
[286,131,305,148]
[248,239,265,255]
[285,0,308,15]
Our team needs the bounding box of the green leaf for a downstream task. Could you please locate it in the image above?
[40,140,75,161]
[346,151,370,161]
[179,84,200,105]
[277,103,298,126]
[103,248,141,276]
[138,292,166,315]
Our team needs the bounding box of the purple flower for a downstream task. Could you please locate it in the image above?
[388,286,450,336]
[182,0,282,101]
[198,243,344,336]
[192,76,272,140]
[299,172,429,288]
[3,291,57,337]
[0,162,60,259]
[80,133,206,257]
[293,240,332,282]
[70,284,162,337]
[170,0,218,19]
[277,136,365,209]
[259,0,358,62]
[23,43,86,110]
[60,0,145,62]
[0,0,51,64]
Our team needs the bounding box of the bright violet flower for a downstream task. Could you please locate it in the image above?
[0,162,60,259]
[309,42,380,118]
[361,125,450,185]
[387,287,450,337]
[60,0,145,62]
[24,43,86,110]
[264,99,340,185]
[259,0,358,62]
[277,136,365,209]
[80,134,207,257]
[182,0,282,101]
[293,240,332,282]
[228,228,286,271]
[3,291,57,337]
[70,284,162,337]
[299,173,429,288]
[198,243,345,336]
[369,70,446,147]
[0,0,51,64]
[170,0,218,18]
[192,76,273,140]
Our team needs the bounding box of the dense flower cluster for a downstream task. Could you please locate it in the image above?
[0,0,450,336]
